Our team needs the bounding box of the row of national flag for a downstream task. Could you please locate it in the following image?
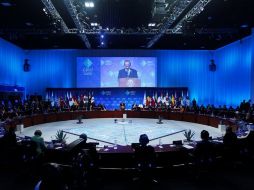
[143,91,189,107]
[45,90,189,107]
[45,91,94,107]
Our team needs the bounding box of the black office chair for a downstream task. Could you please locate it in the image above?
[244,131,254,161]
[133,134,158,184]
[193,130,216,179]
[21,140,38,163]
[173,140,183,146]
[35,163,70,190]
[71,148,98,189]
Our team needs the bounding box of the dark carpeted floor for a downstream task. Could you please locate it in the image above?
[1,161,254,190]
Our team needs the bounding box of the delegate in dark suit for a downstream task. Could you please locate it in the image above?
[118,68,138,78]
[118,60,138,78]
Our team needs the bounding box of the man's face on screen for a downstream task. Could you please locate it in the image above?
[124,61,131,69]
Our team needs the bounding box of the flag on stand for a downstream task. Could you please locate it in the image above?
[143,91,146,105]
[151,93,155,107]
[146,96,152,107]
[171,94,175,106]
[157,94,161,103]
[51,91,54,101]
[67,92,69,100]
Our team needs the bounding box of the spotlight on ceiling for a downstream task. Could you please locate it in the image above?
[148,23,156,27]
[0,2,13,7]
[42,7,48,15]
[91,22,98,26]
[240,24,249,28]
[25,22,33,26]
[85,1,94,8]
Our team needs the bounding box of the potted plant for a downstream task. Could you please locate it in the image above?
[55,130,67,144]
[183,129,195,142]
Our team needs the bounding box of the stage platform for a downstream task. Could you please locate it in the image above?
[18,118,222,147]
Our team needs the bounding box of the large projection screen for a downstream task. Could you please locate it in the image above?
[77,57,157,88]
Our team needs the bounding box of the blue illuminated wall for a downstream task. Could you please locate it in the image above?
[23,42,254,107]
[251,28,254,102]
[25,49,212,103]
[0,38,25,88]
[156,50,213,104]
[214,36,252,106]
[24,50,77,96]
[1,30,254,107]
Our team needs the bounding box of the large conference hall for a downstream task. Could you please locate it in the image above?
[1,0,254,190]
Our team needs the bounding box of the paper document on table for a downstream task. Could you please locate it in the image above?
[183,145,194,149]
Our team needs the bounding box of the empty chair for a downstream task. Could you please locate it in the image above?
[21,140,38,162]
[35,163,69,190]
[245,131,254,159]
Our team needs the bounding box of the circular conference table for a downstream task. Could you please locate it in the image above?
[15,111,237,168]
[21,110,236,129]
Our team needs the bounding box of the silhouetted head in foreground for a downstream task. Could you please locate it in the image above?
[139,134,149,146]
[79,133,87,142]
[200,130,209,141]
[34,130,42,137]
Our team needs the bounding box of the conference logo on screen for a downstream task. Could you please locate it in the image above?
[101,90,111,96]
[126,79,135,87]
[125,90,136,96]
[82,59,93,76]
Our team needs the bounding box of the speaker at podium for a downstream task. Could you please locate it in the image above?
[118,78,141,87]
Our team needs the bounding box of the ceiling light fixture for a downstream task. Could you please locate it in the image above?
[148,23,156,27]
[85,1,94,8]
[0,2,12,7]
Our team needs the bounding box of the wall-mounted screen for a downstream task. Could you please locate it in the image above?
[77,57,157,87]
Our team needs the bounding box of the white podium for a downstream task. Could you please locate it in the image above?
[218,124,227,135]
[16,124,24,134]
